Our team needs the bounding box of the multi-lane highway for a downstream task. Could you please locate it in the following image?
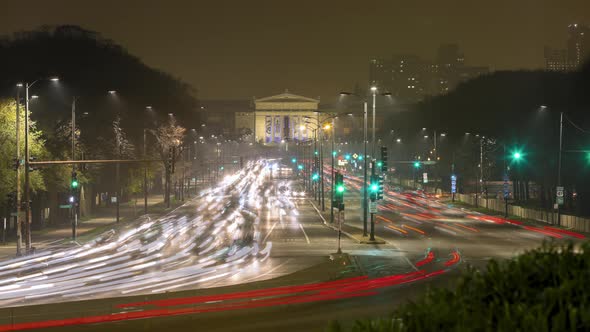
[0,160,314,307]
[0,159,585,331]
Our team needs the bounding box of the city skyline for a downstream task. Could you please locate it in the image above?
[0,0,589,100]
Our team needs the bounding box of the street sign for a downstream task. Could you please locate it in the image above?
[503,173,509,199]
[369,202,377,214]
[111,197,118,203]
[556,186,564,205]
[423,173,428,184]
[59,204,72,209]
[352,153,358,159]
[451,175,457,194]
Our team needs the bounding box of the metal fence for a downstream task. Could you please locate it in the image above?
[391,177,590,233]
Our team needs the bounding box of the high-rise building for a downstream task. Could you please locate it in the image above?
[544,47,571,71]
[567,23,590,67]
[368,44,488,103]
[545,23,589,71]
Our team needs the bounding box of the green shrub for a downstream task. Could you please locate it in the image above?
[332,241,590,332]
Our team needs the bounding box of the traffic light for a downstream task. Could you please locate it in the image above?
[376,161,383,168]
[344,154,351,160]
[311,173,320,181]
[377,175,384,200]
[71,171,79,189]
[297,164,304,171]
[370,174,379,201]
[509,148,525,164]
[380,146,388,172]
[28,156,37,172]
[291,157,297,164]
[413,161,421,169]
[334,172,344,203]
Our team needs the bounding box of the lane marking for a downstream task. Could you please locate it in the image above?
[298,223,311,244]
[263,220,279,243]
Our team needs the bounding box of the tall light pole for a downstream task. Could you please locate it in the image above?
[15,84,23,256]
[339,92,370,236]
[23,77,59,253]
[557,110,564,226]
[362,102,368,236]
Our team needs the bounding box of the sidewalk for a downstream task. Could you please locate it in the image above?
[308,199,387,244]
[0,194,181,260]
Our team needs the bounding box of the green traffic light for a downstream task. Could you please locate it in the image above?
[377,161,383,167]
[513,152,521,159]
[332,151,337,157]
[71,180,79,188]
[312,173,319,181]
[413,161,420,168]
[336,185,345,193]
[297,164,303,170]
[370,184,378,192]
[291,158,296,163]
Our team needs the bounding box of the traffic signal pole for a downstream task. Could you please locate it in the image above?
[370,160,376,241]
[362,102,368,237]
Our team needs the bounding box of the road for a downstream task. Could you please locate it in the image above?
[0,159,585,331]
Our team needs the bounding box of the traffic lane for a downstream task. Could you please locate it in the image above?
[0,161,280,307]
[40,258,463,332]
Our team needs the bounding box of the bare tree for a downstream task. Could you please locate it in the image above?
[153,117,185,207]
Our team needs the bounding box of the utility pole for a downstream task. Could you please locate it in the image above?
[372,89,376,157]
[24,83,31,252]
[116,162,120,222]
[330,118,335,223]
[15,85,22,256]
[143,128,148,215]
[557,111,564,226]
[363,102,368,237]
[320,126,325,211]
[71,98,78,240]
[370,160,376,241]
[504,144,509,218]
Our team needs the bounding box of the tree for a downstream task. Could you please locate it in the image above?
[153,118,185,207]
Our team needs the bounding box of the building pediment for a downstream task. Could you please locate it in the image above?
[255,91,319,104]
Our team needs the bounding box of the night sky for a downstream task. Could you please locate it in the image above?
[1,0,589,100]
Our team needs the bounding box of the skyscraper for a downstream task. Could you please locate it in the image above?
[368,44,488,103]
[567,24,590,67]
[545,23,589,71]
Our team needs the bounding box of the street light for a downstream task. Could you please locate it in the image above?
[339,91,369,236]
[21,77,60,255]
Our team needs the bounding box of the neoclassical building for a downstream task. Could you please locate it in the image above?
[235,91,321,144]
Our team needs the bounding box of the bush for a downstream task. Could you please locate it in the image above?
[332,241,590,332]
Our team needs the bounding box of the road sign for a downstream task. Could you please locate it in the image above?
[369,202,377,214]
[423,173,428,184]
[451,175,457,194]
[352,153,358,159]
[556,186,564,205]
[59,204,72,209]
